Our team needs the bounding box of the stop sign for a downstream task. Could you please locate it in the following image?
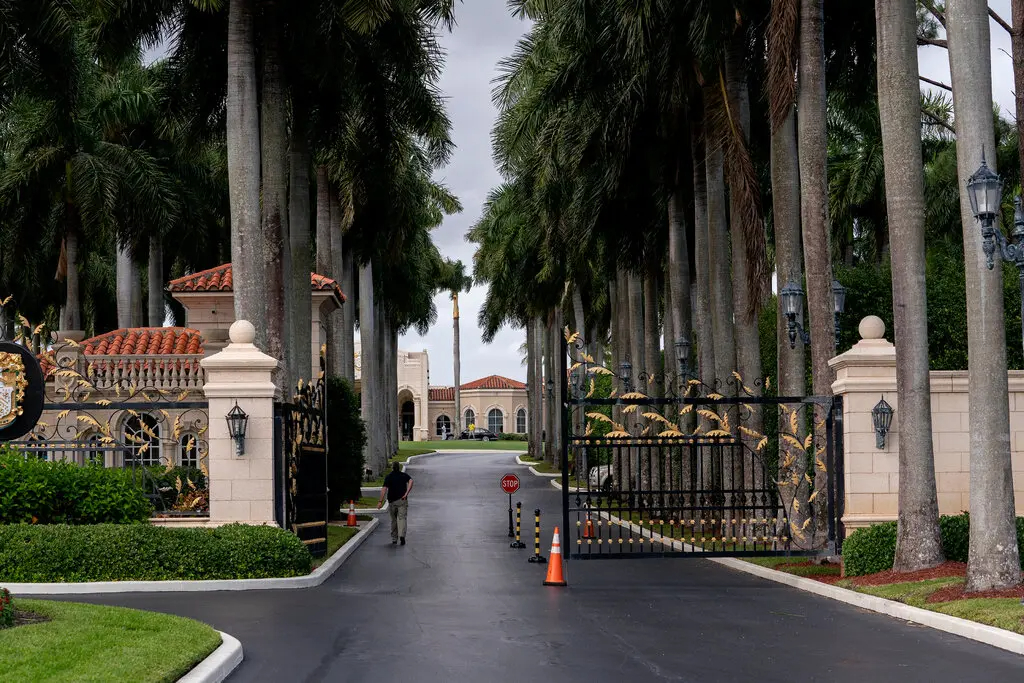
[500,473,520,495]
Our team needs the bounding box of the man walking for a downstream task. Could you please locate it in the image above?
[378,462,413,545]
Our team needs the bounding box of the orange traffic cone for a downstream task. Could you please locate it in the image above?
[543,526,567,587]
[582,514,595,539]
[346,500,358,527]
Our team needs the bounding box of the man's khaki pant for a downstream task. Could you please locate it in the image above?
[389,498,408,541]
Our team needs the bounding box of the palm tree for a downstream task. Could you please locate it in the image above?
[946,0,1021,592]
[875,0,944,573]
[438,260,472,433]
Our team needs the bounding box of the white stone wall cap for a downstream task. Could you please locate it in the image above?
[858,315,886,340]
[229,320,256,344]
[178,631,243,683]
[201,347,279,371]
[202,382,278,399]
[5,518,378,595]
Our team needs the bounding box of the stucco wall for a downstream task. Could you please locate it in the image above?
[427,389,527,439]
[832,318,1024,530]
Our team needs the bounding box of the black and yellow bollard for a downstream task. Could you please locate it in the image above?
[510,502,526,548]
[527,508,547,564]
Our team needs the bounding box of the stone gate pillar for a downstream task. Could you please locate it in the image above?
[201,320,281,525]
[829,316,899,531]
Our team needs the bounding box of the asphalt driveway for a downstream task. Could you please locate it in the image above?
[44,451,1024,682]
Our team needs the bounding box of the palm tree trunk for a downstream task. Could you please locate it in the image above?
[62,221,81,332]
[131,261,144,328]
[316,168,336,376]
[876,0,944,573]
[227,0,264,346]
[526,323,537,453]
[692,124,716,405]
[947,0,1022,591]
[707,129,735,390]
[543,313,555,465]
[359,261,382,473]
[261,2,288,372]
[668,190,693,376]
[453,293,462,432]
[1015,0,1024,183]
[773,110,805,397]
[288,105,312,383]
[531,315,544,458]
[116,244,133,328]
[341,245,356,383]
[553,306,564,466]
[148,236,163,326]
[798,0,836,396]
[329,189,346,379]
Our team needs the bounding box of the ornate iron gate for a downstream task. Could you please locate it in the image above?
[560,334,843,560]
[274,371,329,558]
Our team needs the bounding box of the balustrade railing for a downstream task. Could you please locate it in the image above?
[79,355,206,393]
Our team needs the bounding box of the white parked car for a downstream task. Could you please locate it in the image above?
[588,465,614,491]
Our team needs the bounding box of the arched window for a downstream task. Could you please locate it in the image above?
[488,408,504,435]
[464,408,476,429]
[179,433,199,469]
[516,408,527,434]
[435,415,451,437]
[123,413,161,467]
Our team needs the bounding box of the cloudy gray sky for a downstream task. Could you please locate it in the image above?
[398,2,529,387]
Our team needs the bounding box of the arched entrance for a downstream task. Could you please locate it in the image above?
[400,401,415,441]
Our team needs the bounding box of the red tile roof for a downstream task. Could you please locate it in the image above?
[167,263,346,302]
[83,327,204,356]
[429,387,454,401]
[428,375,527,401]
[460,375,527,391]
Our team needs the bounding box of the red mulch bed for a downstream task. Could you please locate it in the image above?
[848,561,967,587]
[776,561,845,585]
[927,582,1024,603]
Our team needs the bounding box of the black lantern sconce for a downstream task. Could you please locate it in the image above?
[832,279,847,349]
[226,402,249,456]
[674,337,691,381]
[780,281,811,349]
[619,360,632,393]
[872,396,893,450]
[546,377,555,399]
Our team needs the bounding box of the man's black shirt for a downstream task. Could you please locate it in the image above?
[383,471,412,502]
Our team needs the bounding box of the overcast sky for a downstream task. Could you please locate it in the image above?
[398,2,529,387]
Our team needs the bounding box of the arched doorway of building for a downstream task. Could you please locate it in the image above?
[400,400,415,441]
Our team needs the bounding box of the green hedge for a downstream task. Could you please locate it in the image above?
[327,376,366,518]
[499,433,527,441]
[0,452,151,524]
[843,513,1024,576]
[0,523,313,582]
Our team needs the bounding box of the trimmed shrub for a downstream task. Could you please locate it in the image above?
[0,451,151,524]
[145,466,208,511]
[843,513,1024,576]
[842,521,897,576]
[499,433,527,441]
[327,377,367,518]
[0,588,12,629]
[0,524,313,582]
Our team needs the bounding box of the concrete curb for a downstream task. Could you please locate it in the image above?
[712,557,1024,657]
[6,518,379,595]
[178,631,243,683]
[358,487,388,514]
[516,454,560,477]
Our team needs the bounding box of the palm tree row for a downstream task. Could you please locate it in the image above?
[0,1,467,475]
[473,0,1021,590]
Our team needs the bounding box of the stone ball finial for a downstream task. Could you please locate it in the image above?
[229,319,256,345]
[858,315,886,340]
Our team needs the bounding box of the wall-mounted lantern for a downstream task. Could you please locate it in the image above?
[226,402,249,456]
[872,396,893,450]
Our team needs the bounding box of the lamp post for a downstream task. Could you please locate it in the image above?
[619,360,632,393]
[780,281,811,349]
[226,402,249,456]
[832,279,847,350]
[969,152,1024,356]
[674,337,691,381]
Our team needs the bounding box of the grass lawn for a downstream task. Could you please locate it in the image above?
[527,460,561,474]
[745,560,1024,635]
[428,440,528,451]
[0,599,220,683]
[312,525,361,569]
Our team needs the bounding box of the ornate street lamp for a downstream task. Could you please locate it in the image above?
[546,377,555,399]
[968,152,1024,356]
[226,402,249,456]
[872,396,894,450]
[780,281,810,349]
[674,337,691,381]
[832,279,847,349]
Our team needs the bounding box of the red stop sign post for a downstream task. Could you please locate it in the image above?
[501,474,520,537]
